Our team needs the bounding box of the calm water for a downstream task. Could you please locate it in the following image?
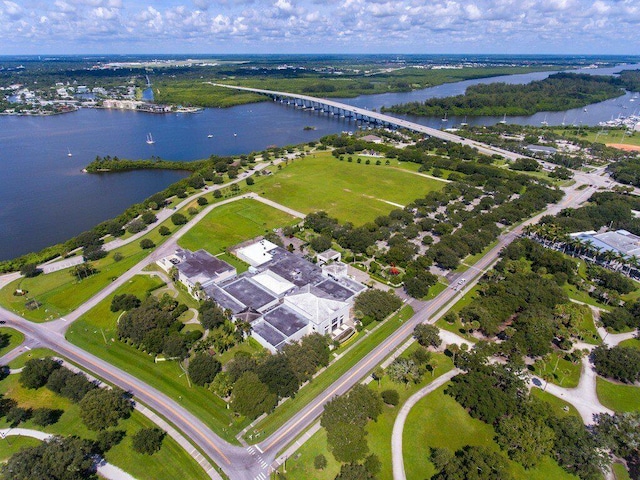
[1,64,639,261]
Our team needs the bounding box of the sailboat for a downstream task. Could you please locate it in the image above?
[541,114,548,126]
[441,113,448,122]
[146,133,155,145]
[499,114,507,124]
[460,116,468,127]
[207,134,213,138]
[67,148,72,157]
[561,114,567,126]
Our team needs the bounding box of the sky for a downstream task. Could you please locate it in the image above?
[1,0,639,55]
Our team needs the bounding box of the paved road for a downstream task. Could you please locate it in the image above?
[391,369,461,480]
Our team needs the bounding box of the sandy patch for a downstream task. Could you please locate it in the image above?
[606,143,640,152]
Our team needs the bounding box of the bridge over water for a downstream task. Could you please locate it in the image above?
[209,83,525,161]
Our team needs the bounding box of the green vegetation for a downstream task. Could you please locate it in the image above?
[178,199,298,255]
[532,352,583,388]
[85,156,206,173]
[65,274,245,443]
[157,66,554,108]
[0,359,209,480]
[247,306,414,441]
[403,386,577,480]
[596,377,640,412]
[0,328,25,357]
[530,389,580,419]
[0,436,41,462]
[250,152,445,223]
[383,73,625,117]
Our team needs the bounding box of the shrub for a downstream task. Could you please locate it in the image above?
[131,427,165,455]
[187,207,199,216]
[197,197,208,206]
[314,454,328,470]
[140,239,155,249]
[381,389,399,406]
[127,219,146,234]
[171,213,187,225]
[159,226,171,236]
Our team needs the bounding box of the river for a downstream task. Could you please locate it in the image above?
[1,63,639,261]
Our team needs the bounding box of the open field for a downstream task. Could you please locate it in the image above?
[531,389,581,418]
[0,357,209,480]
[532,351,582,388]
[0,327,25,357]
[402,386,578,480]
[250,152,446,224]
[596,377,640,412]
[276,350,454,480]
[178,199,299,255]
[65,274,247,444]
[617,338,640,350]
[551,128,640,148]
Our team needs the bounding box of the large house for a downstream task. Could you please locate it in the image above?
[158,240,365,352]
[157,249,237,296]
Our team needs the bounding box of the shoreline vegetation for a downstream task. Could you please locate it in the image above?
[84,156,205,173]
[382,72,639,117]
[152,66,559,109]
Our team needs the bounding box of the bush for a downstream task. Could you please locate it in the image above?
[197,197,208,206]
[381,389,399,406]
[246,177,255,186]
[112,252,124,262]
[159,226,171,236]
[140,239,155,250]
[171,213,187,225]
[31,408,62,427]
[127,219,146,234]
[95,430,126,454]
[187,207,199,216]
[131,427,165,455]
[20,358,61,389]
[188,354,222,386]
[20,263,42,278]
[110,294,140,312]
[6,406,30,427]
[354,289,402,322]
[141,212,157,225]
[314,454,328,470]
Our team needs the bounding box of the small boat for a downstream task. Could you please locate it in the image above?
[499,114,507,124]
[233,133,237,137]
[583,108,588,112]
[67,148,72,157]
[460,116,468,127]
[541,114,548,126]
[441,113,448,122]
[146,133,155,145]
[207,134,213,138]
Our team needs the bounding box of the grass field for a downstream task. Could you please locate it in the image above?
[596,377,640,412]
[0,327,25,357]
[65,274,248,444]
[552,128,640,148]
[0,359,209,480]
[178,199,299,255]
[0,436,42,461]
[532,352,582,388]
[613,463,632,480]
[273,349,454,480]
[249,152,446,224]
[530,389,581,418]
[402,386,579,480]
[617,337,640,350]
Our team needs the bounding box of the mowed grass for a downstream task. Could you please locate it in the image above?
[251,152,446,224]
[178,199,298,255]
[65,274,248,444]
[617,337,640,350]
[0,364,209,480]
[532,352,582,388]
[402,386,579,480]
[274,350,454,480]
[530,389,581,419]
[0,327,25,357]
[596,377,640,412]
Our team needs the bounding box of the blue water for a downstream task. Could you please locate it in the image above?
[1,64,639,261]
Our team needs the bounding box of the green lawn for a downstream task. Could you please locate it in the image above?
[0,362,209,480]
[248,306,415,442]
[596,377,640,412]
[435,285,480,342]
[402,386,579,480]
[530,389,581,419]
[574,305,601,345]
[532,352,582,389]
[178,199,299,255]
[273,349,454,480]
[617,338,640,350]
[0,327,25,357]
[65,274,248,444]
[250,152,446,224]
[0,436,42,462]
[612,463,632,480]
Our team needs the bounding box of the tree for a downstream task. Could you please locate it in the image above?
[188,354,221,386]
[256,354,299,399]
[551,415,608,480]
[246,177,255,186]
[79,387,133,431]
[310,234,332,252]
[141,211,157,225]
[381,389,399,406]
[594,412,640,468]
[126,219,146,234]
[197,196,208,206]
[495,415,555,468]
[95,430,126,454]
[353,289,402,322]
[334,461,374,480]
[592,345,640,383]
[387,357,421,386]
[31,408,63,427]
[110,293,141,312]
[327,422,370,463]
[199,300,228,330]
[433,445,513,480]
[20,263,42,277]
[314,454,328,470]
[140,238,155,249]
[20,357,61,389]
[171,213,187,225]
[231,372,277,419]
[132,427,165,455]
[2,436,97,480]
[6,406,30,427]
[413,324,442,348]
[159,225,171,236]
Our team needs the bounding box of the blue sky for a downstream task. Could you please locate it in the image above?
[1,0,639,55]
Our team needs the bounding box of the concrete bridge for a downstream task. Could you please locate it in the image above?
[208,82,525,161]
